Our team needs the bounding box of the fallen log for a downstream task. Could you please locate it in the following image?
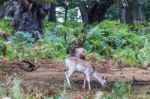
[132,76,150,86]
[18,60,40,72]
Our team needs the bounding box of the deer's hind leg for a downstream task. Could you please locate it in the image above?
[85,71,91,90]
[83,74,87,89]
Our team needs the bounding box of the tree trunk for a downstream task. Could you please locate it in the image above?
[132,1,143,24]
[126,0,134,25]
[48,3,56,22]
[10,0,52,41]
[79,0,112,25]
[120,8,126,23]
[120,0,144,24]
[79,1,89,25]
[89,0,111,24]
[0,5,6,19]
[64,5,68,22]
[12,1,43,33]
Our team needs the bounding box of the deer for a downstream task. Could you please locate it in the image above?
[65,57,107,90]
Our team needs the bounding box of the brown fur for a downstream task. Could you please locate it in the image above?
[67,44,86,60]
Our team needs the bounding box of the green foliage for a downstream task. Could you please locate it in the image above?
[95,91,105,99]
[0,75,144,99]
[13,31,35,44]
[67,8,79,23]
[86,20,150,66]
[43,21,84,60]
[137,38,150,67]
[0,75,25,99]
[1,21,78,61]
[0,86,7,97]
[113,48,137,66]
[0,19,13,33]
[0,20,84,61]
[94,80,132,99]
[4,39,53,61]
[11,75,25,99]
[1,19,150,66]
[106,80,132,99]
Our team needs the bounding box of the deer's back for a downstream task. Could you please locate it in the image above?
[65,57,95,73]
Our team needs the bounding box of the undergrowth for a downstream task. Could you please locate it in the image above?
[0,19,13,33]
[2,75,149,99]
[1,19,150,67]
[0,75,134,99]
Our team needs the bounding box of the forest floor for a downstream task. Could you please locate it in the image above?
[0,59,150,97]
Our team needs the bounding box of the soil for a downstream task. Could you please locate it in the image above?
[0,59,150,97]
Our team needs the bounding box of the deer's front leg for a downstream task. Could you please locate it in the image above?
[65,71,71,87]
[65,68,75,87]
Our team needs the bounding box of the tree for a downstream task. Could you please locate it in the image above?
[0,0,9,6]
[79,0,146,25]
[79,0,112,25]
[2,0,50,35]
[120,0,144,24]
[48,3,56,22]
[0,0,10,18]
[1,0,149,27]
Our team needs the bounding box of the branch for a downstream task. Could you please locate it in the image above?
[19,60,40,72]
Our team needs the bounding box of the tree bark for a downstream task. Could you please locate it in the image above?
[5,0,52,41]
[0,5,6,19]
[48,3,56,22]
[120,8,126,23]
[132,1,143,24]
[64,5,68,22]
[79,1,89,25]
[120,0,144,24]
[126,0,134,25]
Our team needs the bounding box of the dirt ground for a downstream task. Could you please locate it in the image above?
[0,59,150,97]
